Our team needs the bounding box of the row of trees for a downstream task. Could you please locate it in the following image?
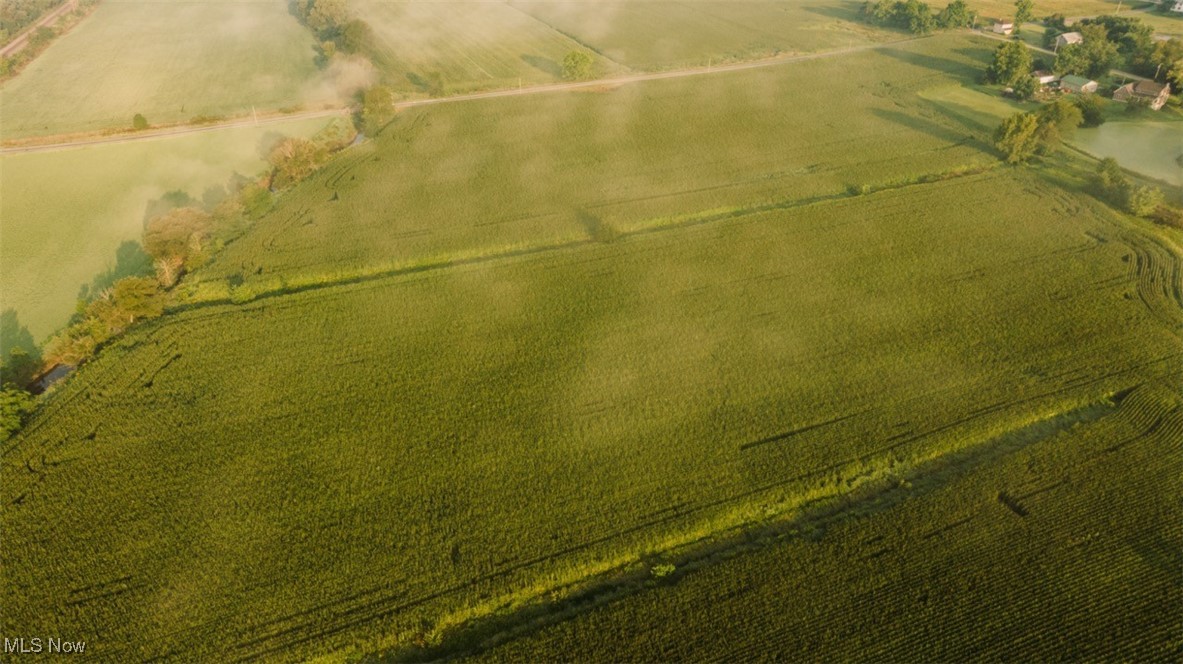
[292,0,376,65]
[44,119,359,369]
[0,0,97,80]
[861,0,975,34]
[0,0,64,46]
[1092,159,1164,219]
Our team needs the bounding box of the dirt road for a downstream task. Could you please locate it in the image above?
[1,36,928,155]
[0,0,77,59]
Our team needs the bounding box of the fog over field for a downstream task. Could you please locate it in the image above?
[0,0,1180,662]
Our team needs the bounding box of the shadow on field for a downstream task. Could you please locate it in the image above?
[953,46,998,68]
[77,241,155,302]
[916,97,995,137]
[871,107,975,147]
[521,54,561,78]
[797,1,866,22]
[877,47,978,82]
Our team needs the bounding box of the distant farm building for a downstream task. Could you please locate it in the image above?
[1033,70,1058,85]
[1060,75,1098,94]
[1113,80,1172,110]
[1056,32,1083,48]
[1172,1,1183,13]
[993,22,1014,35]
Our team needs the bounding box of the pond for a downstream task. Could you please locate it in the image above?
[1072,122,1183,187]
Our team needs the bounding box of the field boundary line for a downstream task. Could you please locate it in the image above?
[172,165,1002,313]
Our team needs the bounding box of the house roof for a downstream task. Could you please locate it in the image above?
[1132,80,1168,97]
[1058,31,1083,44]
[1060,75,1094,87]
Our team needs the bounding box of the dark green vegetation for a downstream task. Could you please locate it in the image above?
[0,0,64,45]
[3,29,1181,661]
[862,0,978,34]
[476,382,1183,662]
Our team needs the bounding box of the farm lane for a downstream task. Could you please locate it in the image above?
[0,0,79,58]
[3,35,932,155]
[8,15,1161,156]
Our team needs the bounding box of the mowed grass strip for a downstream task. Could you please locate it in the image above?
[474,380,1183,662]
[199,34,1005,288]
[506,0,898,69]
[0,0,325,139]
[0,116,337,341]
[3,169,1179,661]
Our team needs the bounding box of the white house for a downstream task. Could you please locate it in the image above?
[1056,32,1083,48]
[1033,70,1058,85]
[1171,1,1183,14]
[993,22,1014,35]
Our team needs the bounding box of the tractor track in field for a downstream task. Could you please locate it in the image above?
[82,353,1178,662]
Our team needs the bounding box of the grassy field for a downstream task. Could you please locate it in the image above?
[965,0,1148,20]
[1073,122,1183,186]
[352,0,624,94]
[0,0,329,139]
[3,162,1180,659]
[0,116,338,342]
[506,0,898,69]
[475,380,1183,662]
[1139,10,1183,37]
[196,35,1008,292]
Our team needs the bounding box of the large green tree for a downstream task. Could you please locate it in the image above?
[562,51,593,81]
[1014,0,1035,30]
[937,0,973,28]
[1055,24,1118,78]
[361,84,395,134]
[986,40,1033,86]
[994,112,1041,163]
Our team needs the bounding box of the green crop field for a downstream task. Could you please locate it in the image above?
[0,0,329,139]
[196,35,1009,294]
[475,380,1183,662]
[0,116,339,342]
[2,17,1182,664]
[4,159,1181,659]
[1139,10,1183,37]
[352,0,624,94]
[507,1,899,69]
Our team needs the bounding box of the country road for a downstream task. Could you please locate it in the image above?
[2,35,927,155]
[0,0,77,58]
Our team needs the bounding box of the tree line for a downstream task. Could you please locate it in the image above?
[0,118,367,442]
[861,0,976,34]
[1044,15,1183,87]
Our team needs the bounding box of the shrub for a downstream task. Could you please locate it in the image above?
[561,51,593,81]
[132,113,149,131]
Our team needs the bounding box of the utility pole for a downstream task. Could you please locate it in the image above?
[252,105,258,125]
